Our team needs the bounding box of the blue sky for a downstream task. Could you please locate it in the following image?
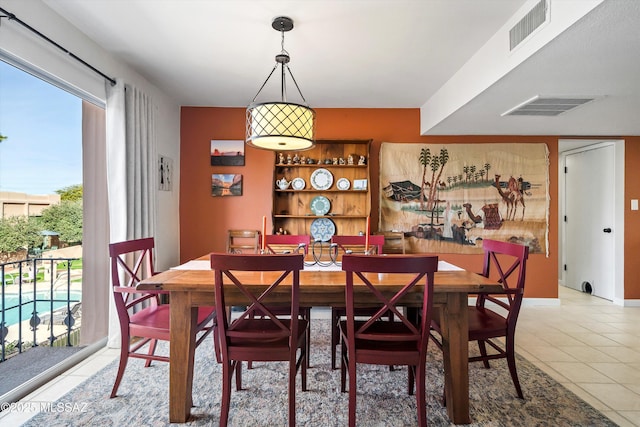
[0,60,82,195]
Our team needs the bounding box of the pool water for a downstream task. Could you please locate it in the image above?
[0,291,82,327]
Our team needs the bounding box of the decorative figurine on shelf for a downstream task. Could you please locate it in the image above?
[300,155,306,164]
[347,154,354,165]
[358,155,366,165]
[276,227,285,235]
[332,157,339,165]
[287,154,293,164]
[307,158,315,164]
[293,153,300,164]
[338,157,346,165]
[278,152,285,164]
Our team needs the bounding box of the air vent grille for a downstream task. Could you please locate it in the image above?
[502,96,596,117]
[510,0,548,50]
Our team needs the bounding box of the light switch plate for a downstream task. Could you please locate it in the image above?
[632,199,638,211]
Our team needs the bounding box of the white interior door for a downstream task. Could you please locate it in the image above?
[563,145,615,300]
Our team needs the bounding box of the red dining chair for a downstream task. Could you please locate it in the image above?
[263,233,311,256]
[251,234,311,368]
[431,239,529,399]
[108,237,216,398]
[329,234,386,370]
[339,254,438,427]
[211,253,307,427]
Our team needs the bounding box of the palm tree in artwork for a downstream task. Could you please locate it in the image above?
[419,147,431,211]
[426,148,449,211]
[484,162,491,182]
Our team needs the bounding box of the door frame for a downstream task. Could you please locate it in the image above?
[558,139,625,305]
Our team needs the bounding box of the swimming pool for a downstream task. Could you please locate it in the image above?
[0,291,82,327]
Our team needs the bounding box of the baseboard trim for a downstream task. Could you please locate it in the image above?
[615,298,640,307]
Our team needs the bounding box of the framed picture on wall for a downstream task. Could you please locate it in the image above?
[159,155,173,191]
[212,173,242,196]
[210,140,245,166]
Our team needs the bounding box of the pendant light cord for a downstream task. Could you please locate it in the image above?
[0,7,117,86]
[250,27,308,105]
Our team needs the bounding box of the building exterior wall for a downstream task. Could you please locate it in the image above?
[0,191,61,218]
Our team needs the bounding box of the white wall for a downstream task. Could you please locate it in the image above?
[0,0,181,269]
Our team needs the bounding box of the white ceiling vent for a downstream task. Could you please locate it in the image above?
[510,0,548,50]
[502,96,597,117]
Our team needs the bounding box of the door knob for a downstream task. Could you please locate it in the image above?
[603,228,612,233]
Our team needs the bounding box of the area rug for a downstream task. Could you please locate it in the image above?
[24,320,615,426]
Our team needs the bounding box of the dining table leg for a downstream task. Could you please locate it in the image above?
[169,291,197,423]
[440,291,471,424]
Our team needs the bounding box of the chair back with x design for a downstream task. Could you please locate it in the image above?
[332,234,384,255]
[340,254,438,427]
[210,252,307,427]
[211,253,306,359]
[263,234,310,255]
[476,239,529,330]
[110,237,164,322]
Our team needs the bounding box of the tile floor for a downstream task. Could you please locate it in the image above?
[1,286,639,426]
[516,286,640,426]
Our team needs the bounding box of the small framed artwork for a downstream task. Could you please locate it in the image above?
[212,174,243,197]
[353,179,368,190]
[158,155,173,191]
[211,140,245,166]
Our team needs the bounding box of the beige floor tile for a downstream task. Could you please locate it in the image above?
[589,362,640,384]
[604,334,640,347]
[561,383,611,411]
[580,322,630,334]
[24,375,87,402]
[594,346,640,363]
[545,362,614,383]
[0,405,40,426]
[556,346,619,363]
[603,411,639,427]
[619,411,640,427]
[523,346,577,362]
[65,351,119,377]
[530,332,585,347]
[609,322,640,334]
[578,383,640,411]
[571,333,624,347]
[531,360,570,383]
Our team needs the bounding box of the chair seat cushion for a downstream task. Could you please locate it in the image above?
[229,318,308,345]
[339,320,419,350]
[467,306,507,339]
[130,305,214,339]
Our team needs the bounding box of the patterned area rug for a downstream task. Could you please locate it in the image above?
[24,320,615,426]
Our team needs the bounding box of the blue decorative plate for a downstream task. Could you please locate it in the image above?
[310,195,331,216]
[310,218,336,242]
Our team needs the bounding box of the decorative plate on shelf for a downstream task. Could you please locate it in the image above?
[336,178,350,190]
[310,195,331,216]
[310,168,333,190]
[291,177,306,190]
[310,217,336,242]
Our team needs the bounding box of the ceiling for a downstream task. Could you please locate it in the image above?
[41,0,640,136]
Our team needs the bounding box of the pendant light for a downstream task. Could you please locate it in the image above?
[246,16,316,151]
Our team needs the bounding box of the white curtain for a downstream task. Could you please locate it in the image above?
[105,79,158,347]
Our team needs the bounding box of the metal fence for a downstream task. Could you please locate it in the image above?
[1,257,81,362]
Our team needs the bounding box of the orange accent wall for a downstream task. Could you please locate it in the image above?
[624,137,640,299]
[180,107,639,300]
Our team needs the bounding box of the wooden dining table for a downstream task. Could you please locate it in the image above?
[137,257,502,424]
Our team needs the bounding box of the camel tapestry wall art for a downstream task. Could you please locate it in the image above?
[379,143,549,255]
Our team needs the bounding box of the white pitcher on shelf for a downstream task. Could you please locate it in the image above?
[276,177,291,190]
